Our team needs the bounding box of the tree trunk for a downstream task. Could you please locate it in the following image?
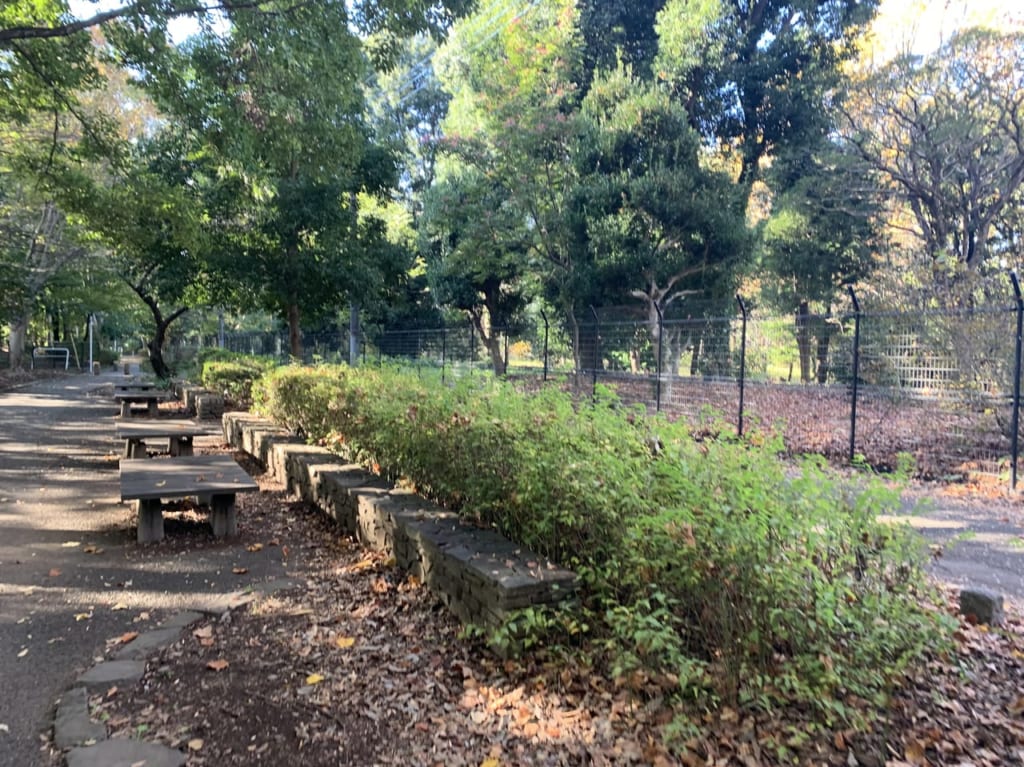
[287,303,302,360]
[148,320,172,379]
[816,317,832,385]
[8,317,28,369]
[796,301,812,383]
[470,313,506,376]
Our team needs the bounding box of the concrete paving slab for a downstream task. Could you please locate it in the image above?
[66,738,186,767]
[77,660,145,691]
[53,687,106,749]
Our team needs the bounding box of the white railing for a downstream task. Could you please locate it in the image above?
[31,346,71,370]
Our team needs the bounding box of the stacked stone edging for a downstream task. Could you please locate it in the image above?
[222,412,578,628]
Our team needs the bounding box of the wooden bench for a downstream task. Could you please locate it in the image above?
[115,419,222,458]
[120,454,258,543]
[113,391,169,417]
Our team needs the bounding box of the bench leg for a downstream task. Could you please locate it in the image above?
[169,436,194,457]
[209,494,237,538]
[146,400,158,416]
[124,439,146,459]
[120,401,131,418]
[136,499,164,543]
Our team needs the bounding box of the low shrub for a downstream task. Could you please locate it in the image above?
[200,353,277,407]
[253,364,951,725]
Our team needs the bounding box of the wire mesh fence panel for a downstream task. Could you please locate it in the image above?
[150,296,1023,486]
[850,306,1018,480]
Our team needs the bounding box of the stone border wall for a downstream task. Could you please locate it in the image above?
[223,412,578,629]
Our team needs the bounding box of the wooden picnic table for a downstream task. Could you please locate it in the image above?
[120,454,258,543]
[113,390,169,417]
[114,381,159,393]
[115,418,222,458]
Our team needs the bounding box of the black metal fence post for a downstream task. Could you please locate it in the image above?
[736,294,748,436]
[654,304,664,412]
[848,286,862,463]
[590,306,600,400]
[541,310,549,382]
[503,331,509,376]
[1010,272,1023,490]
[441,325,447,385]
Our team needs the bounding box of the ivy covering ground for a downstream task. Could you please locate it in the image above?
[253,364,954,728]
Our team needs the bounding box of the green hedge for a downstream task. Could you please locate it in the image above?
[253,364,949,725]
[199,352,277,407]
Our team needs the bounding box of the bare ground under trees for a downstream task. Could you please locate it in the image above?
[38,445,1024,767]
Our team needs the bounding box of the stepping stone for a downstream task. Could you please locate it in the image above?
[77,660,145,691]
[960,587,1004,626]
[159,610,205,630]
[53,687,106,749]
[114,627,183,660]
[66,738,185,767]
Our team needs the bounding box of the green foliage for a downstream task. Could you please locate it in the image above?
[254,365,951,723]
[198,351,276,407]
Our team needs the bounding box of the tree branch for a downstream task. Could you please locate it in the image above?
[0,0,283,43]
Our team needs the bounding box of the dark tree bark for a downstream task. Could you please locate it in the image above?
[128,278,188,379]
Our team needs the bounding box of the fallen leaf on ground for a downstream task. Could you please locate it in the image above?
[232,567,248,575]
[305,673,324,685]
[188,738,204,751]
[83,546,103,554]
[193,626,213,639]
[74,613,91,621]
[117,632,139,645]
[335,637,356,649]
[345,558,375,573]
[17,648,28,658]
[111,603,128,611]
[48,568,61,577]
[247,543,264,552]
[207,659,229,671]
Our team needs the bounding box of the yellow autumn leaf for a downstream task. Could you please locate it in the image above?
[335,637,356,649]
[305,673,325,685]
[74,612,92,621]
[480,759,501,767]
[246,543,264,552]
[188,738,204,751]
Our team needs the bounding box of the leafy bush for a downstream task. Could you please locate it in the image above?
[200,352,277,407]
[253,364,951,723]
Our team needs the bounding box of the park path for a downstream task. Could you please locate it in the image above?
[891,487,1024,605]
[0,373,290,767]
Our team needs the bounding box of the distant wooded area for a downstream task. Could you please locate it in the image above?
[1,1,1022,379]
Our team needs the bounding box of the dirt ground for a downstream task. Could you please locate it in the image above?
[43,452,1024,767]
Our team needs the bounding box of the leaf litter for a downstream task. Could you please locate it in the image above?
[65,452,1024,766]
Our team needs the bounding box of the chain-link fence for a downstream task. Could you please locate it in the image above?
[168,284,1024,487]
